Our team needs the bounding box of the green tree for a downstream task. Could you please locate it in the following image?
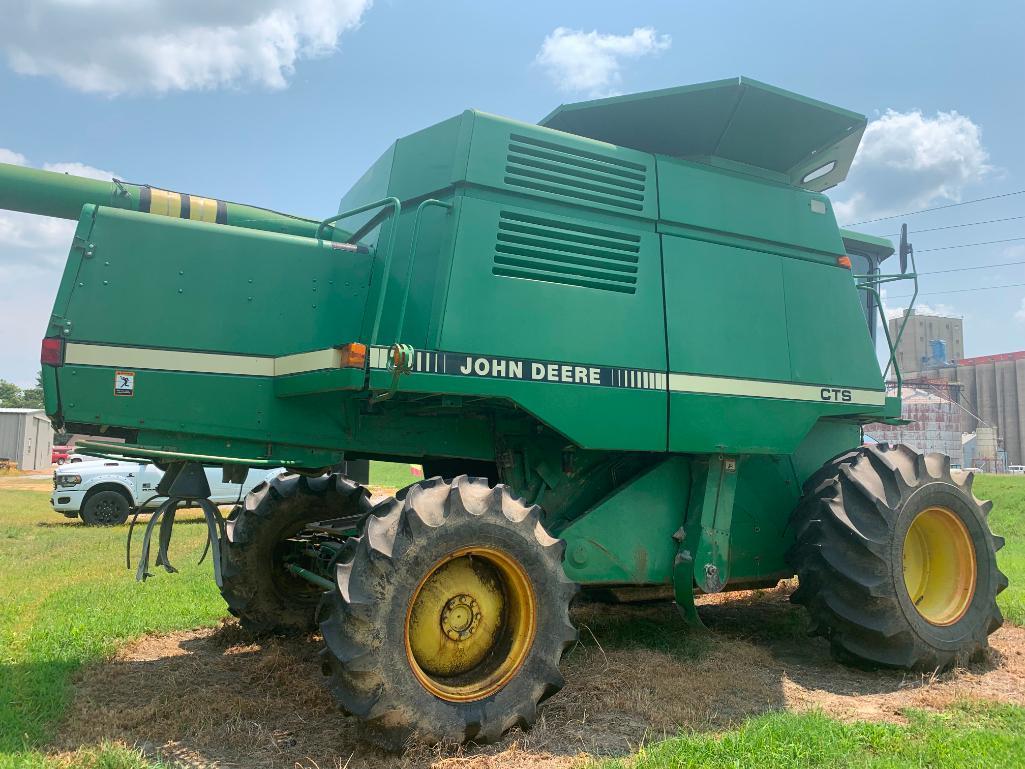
[0,372,45,409]
[20,371,45,409]
[0,379,24,408]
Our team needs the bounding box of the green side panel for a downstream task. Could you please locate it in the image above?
[389,114,468,201]
[60,208,372,355]
[782,258,883,389]
[463,112,658,221]
[669,394,871,454]
[724,454,801,583]
[59,366,344,451]
[560,457,690,585]
[656,157,844,259]
[663,236,791,380]
[440,195,664,368]
[41,366,59,417]
[788,419,864,486]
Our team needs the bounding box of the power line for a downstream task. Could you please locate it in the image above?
[888,281,1025,299]
[843,190,1025,227]
[918,260,1025,275]
[881,215,1025,238]
[917,236,1025,253]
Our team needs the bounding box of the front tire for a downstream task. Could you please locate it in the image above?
[788,444,1006,670]
[220,472,371,634]
[80,489,131,526]
[319,475,577,746]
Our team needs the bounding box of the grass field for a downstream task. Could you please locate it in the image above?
[0,471,1022,768]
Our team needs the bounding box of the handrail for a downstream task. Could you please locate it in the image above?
[315,197,400,241]
[860,284,903,398]
[854,248,919,401]
[394,199,453,345]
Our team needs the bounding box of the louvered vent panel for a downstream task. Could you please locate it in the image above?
[504,134,648,213]
[492,211,640,294]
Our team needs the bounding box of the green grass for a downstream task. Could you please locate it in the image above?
[368,460,422,490]
[0,490,225,767]
[0,471,1021,768]
[596,701,1025,769]
[975,474,1025,624]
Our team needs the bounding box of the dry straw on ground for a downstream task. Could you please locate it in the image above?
[59,584,1025,768]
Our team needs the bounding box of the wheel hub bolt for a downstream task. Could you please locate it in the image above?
[441,594,482,641]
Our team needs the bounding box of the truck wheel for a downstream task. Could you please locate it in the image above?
[80,489,132,526]
[319,475,577,746]
[788,444,1006,670]
[220,472,371,635]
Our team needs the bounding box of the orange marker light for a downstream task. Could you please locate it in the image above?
[339,342,367,368]
[837,255,852,269]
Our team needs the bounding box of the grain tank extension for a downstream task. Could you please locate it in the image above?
[5,77,1006,746]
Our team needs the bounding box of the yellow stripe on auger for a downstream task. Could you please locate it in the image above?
[188,194,219,223]
[146,187,181,218]
[139,187,229,225]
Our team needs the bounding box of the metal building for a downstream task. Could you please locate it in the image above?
[0,408,53,470]
[918,351,1025,467]
[889,309,964,376]
[865,389,964,467]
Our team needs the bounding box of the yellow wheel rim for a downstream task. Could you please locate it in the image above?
[902,506,977,626]
[405,546,536,702]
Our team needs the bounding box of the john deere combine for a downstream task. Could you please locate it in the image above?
[1,77,1005,745]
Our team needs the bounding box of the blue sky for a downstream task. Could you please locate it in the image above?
[1,0,1023,386]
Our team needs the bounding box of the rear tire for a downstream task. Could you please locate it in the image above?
[788,444,1006,670]
[80,489,131,526]
[319,475,577,746]
[220,472,371,635]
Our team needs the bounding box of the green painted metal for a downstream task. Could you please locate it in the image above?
[8,77,927,594]
[560,457,690,585]
[287,563,336,591]
[540,77,866,192]
[691,456,739,593]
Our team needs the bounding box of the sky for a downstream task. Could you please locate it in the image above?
[1,0,1023,387]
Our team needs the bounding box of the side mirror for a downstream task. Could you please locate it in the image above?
[899,223,912,274]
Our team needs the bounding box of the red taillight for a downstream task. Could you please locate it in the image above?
[837,255,853,269]
[41,337,64,366]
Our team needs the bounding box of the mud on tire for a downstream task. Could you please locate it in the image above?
[220,472,371,635]
[319,475,578,746]
[787,444,1007,671]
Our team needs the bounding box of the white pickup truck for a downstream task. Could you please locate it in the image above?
[51,459,283,525]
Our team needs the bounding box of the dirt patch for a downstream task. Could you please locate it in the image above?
[59,584,1025,768]
[0,475,54,491]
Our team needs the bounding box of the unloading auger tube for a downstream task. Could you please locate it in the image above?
[0,162,352,241]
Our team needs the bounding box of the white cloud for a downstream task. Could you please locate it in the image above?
[536,27,671,97]
[0,148,28,165]
[834,109,990,225]
[881,289,960,322]
[1016,297,1025,324]
[0,0,372,95]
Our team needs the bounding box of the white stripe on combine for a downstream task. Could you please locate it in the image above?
[65,343,274,376]
[65,343,349,378]
[668,372,886,406]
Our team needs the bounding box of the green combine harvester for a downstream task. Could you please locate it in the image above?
[0,77,1006,745]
